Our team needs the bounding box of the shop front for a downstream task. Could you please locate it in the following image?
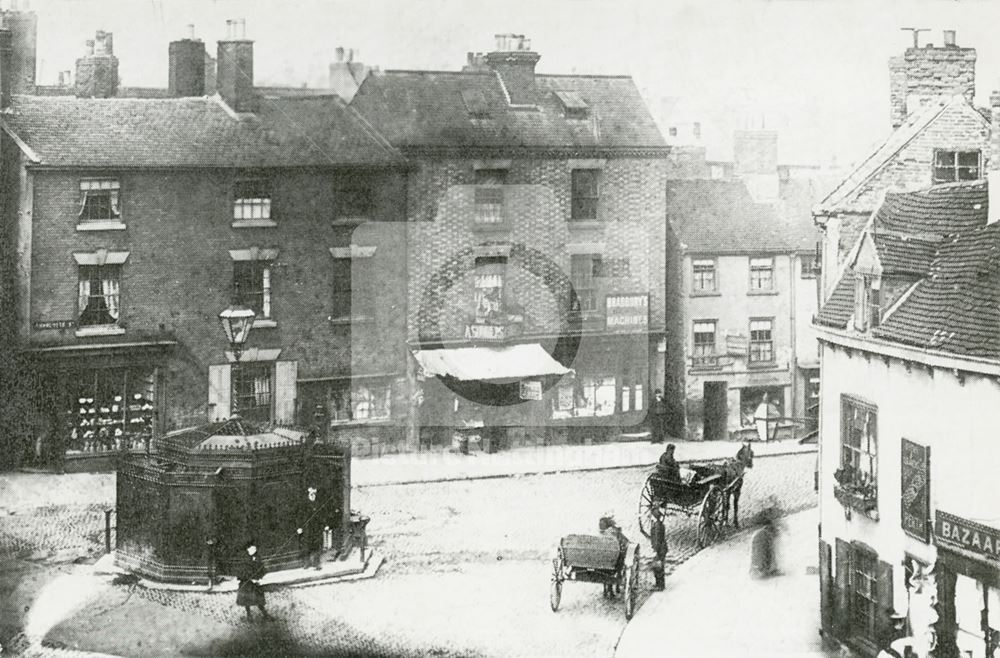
[932,512,1000,658]
[23,341,173,472]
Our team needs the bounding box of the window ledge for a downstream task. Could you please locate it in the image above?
[76,221,126,232]
[75,325,125,337]
[834,484,879,520]
[690,291,722,298]
[567,220,603,230]
[332,216,371,226]
[232,219,277,229]
[252,319,277,329]
[747,289,779,296]
[329,315,375,326]
[747,360,779,369]
[470,221,512,232]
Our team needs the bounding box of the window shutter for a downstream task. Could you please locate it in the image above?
[274,360,298,425]
[819,539,834,635]
[875,559,895,648]
[835,538,851,638]
[208,364,231,421]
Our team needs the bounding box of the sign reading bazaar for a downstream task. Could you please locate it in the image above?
[935,511,1000,561]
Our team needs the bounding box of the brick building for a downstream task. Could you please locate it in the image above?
[350,34,682,449]
[0,16,410,470]
[668,179,820,442]
[813,177,1000,658]
[815,32,990,302]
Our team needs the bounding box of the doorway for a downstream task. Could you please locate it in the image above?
[703,381,728,442]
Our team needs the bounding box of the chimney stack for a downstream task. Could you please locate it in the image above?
[169,26,205,97]
[75,30,118,98]
[0,7,37,94]
[889,29,975,128]
[484,33,539,105]
[217,18,257,112]
[328,44,370,102]
[988,90,1000,224]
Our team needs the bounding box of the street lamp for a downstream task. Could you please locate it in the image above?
[219,304,255,416]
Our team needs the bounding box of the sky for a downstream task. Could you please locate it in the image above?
[16,0,1000,167]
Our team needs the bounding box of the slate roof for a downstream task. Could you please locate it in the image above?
[815,95,986,215]
[816,180,1000,360]
[0,93,403,168]
[666,179,819,254]
[348,70,666,150]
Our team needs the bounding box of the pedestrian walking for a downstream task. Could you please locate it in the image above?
[236,541,272,622]
[749,502,783,579]
[650,507,668,591]
[297,485,324,570]
[650,390,669,443]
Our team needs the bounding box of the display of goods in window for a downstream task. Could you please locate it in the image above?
[64,369,156,454]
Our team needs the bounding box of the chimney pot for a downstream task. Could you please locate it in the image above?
[238,18,246,39]
[943,30,956,47]
[187,24,196,40]
[85,39,94,55]
[336,46,344,62]
[347,48,354,62]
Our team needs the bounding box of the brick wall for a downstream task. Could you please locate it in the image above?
[890,46,977,129]
[25,167,408,430]
[405,155,669,343]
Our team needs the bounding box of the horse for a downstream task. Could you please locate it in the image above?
[717,442,754,528]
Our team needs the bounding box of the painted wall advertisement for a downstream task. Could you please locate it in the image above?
[605,293,648,332]
[901,438,930,542]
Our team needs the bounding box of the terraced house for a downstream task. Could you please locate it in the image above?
[350,34,683,451]
[0,15,410,470]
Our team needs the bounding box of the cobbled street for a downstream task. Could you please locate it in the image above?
[1,452,816,657]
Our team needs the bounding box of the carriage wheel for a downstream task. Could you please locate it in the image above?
[638,476,657,538]
[697,485,723,548]
[624,548,639,620]
[550,556,563,612]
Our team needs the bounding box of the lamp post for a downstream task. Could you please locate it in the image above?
[219,304,256,415]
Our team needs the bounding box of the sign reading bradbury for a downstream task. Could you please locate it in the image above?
[901,439,930,542]
[605,293,648,332]
[935,511,1000,561]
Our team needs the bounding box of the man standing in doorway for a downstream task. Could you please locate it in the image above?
[650,389,669,444]
[297,486,324,570]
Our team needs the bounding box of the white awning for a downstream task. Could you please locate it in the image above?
[412,344,573,381]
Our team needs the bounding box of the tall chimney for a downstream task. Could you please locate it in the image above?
[484,33,540,105]
[888,31,975,128]
[328,45,370,102]
[169,30,205,97]
[216,18,256,112]
[0,8,37,94]
[988,90,1000,224]
[0,27,12,108]
[75,30,118,98]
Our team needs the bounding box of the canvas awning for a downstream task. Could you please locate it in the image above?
[412,344,572,381]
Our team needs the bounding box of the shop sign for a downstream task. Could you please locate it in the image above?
[726,333,748,355]
[33,320,76,330]
[464,321,523,342]
[935,511,1000,561]
[520,379,542,401]
[605,294,648,332]
[901,439,931,542]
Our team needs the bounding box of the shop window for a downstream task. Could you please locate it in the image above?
[693,320,718,367]
[739,386,784,430]
[934,150,980,183]
[954,574,1000,658]
[692,259,717,292]
[749,257,774,291]
[552,376,616,418]
[621,377,644,413]
[231,362,272,423]
[78,178,121,223]
[835,395,878,513]
[570,169,600,221]
[232,178,272,223]
[570,254,601,313]
[233,261,272,319]
[353,383,391,420]
[473,257,506,324]
[331,256,375,320]
[474,169,506,225]
[66,368,155,453]
[78,264,122,327]
[748,318,774,363]
[848,545,880,642]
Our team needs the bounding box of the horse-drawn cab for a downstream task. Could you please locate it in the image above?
[550,518,640,619]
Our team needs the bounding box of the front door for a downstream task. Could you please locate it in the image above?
[703,381,728,442]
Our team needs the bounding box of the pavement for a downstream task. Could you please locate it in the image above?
[614,506,834,658]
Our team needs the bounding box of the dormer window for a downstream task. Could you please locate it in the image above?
[853,274,881,332]
[933,150,980,183]
[554,90,589,119]
[461,89,490,119]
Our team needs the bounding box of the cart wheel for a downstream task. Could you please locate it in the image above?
[550,558,562,612]
[697,485,722,548]
[624,548,639,620]
[638,476,657,538]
